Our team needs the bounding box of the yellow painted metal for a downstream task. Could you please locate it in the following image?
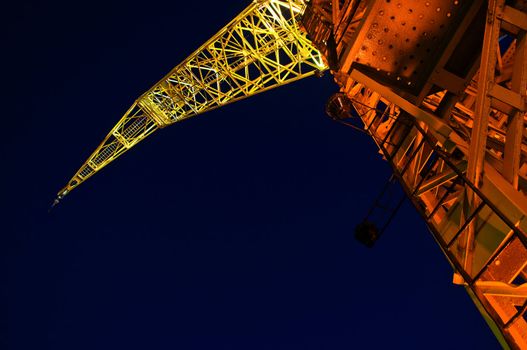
[56,0,326,200]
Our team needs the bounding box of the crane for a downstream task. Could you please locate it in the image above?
[56,0,527,347]
[53,0,326,204]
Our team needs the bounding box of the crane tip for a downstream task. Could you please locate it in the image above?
[48,198,60,213]
[49,188,69,213]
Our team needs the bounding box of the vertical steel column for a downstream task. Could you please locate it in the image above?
[503,31,527,189]
[463,0,504,276]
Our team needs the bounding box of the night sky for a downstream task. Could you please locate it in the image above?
[5,1,500,349]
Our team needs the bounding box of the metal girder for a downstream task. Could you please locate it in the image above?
[503,30,527,189]
[56,0,326,200]
[307,0,527,347]
[348,69,456,146]
[466,0,503,189]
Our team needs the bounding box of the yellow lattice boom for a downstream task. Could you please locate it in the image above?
[56,0,326,201]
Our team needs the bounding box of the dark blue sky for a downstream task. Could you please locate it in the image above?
[4,1,499,349]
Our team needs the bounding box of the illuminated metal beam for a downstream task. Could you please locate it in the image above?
[307,0,527,347]
[55,0,326,201]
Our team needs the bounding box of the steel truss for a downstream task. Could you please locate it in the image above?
[56,0,527,346]
[57,0,326,200]
[313,0,527,346]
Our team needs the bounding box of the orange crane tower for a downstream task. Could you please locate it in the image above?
[304,1,527,347]
[57,0,527,347]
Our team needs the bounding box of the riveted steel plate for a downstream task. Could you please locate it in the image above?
[352,0,474,94]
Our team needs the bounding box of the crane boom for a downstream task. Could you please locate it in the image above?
[55,0,326,202]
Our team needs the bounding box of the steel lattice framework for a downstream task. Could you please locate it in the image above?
[307,0,527,347]
[56,0,326,200]
[55,0,527,346]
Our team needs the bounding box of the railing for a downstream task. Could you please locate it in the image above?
[350,95,527,342]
